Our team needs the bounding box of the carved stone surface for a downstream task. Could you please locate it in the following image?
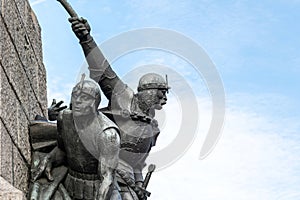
[0,120,13,184]
[13,145,29,193]
[0,176,25,200]
[0,65,31,163]
[17,105,31,163]
[0,0,47,196]
[38,64,48,115]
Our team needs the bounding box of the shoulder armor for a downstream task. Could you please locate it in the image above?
[99,112,119,133]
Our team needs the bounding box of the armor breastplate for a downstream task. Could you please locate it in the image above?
[102,88,160,167]
[118,117,160,167]
[120,120,153,153]
[59,110,99,174]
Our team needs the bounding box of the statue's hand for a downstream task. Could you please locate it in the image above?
[48,99,67,121]
[69,17,91,41]
[135,181,143,188]
[134,185,146,200]
[31,154,54,182]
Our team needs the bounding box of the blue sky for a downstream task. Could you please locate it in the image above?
[29,0,300,199]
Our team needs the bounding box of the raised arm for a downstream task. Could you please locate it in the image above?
[69,17,126,100]
[96,128,120,200]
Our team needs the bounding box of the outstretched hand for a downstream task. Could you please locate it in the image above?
[69,17,91,41]
[48,99,67,121]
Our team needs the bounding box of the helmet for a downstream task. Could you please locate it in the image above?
[137,73,170,92]
[72,74,101,107]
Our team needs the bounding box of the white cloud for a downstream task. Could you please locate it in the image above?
[47,77,74,106]
[29,0,46,6]
[146,94,300,200]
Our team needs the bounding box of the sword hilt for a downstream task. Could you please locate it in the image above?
[142,164,156,189]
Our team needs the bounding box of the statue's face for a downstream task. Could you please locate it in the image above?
[153,89,168,110]
[71,91,96,116]
[138,88,168,112]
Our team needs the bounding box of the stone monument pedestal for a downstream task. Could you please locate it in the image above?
[0,176,25,200]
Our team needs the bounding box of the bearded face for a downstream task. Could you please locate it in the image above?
[137,89,167,113]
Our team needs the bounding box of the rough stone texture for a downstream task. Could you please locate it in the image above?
[0,120,13,184]
[13,144,29,193]
[0,176,25,200]
[17,105,31,163]
[0,0,47,197]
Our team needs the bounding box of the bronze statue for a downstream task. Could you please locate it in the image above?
[29,77,121,200]
[68,15,170,200]
[29,1,170,199]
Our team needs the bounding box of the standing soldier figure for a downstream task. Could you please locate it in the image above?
[68,17,170,200]
[30,78,121,200]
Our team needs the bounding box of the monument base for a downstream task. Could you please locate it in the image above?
[0,176,25,200]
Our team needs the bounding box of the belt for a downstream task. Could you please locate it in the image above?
[68,168,99,181]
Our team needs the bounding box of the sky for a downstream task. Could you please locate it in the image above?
[29,0,300,199]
